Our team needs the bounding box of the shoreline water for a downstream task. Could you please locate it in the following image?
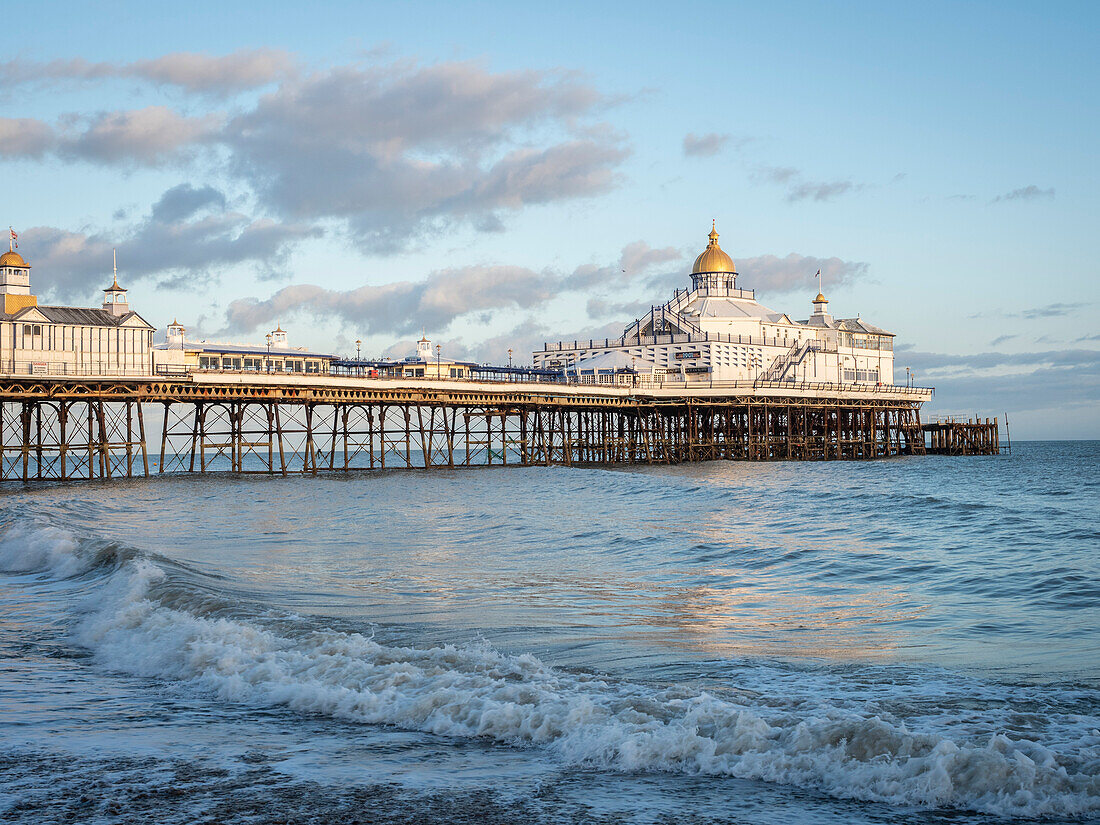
[2,442,1098,823]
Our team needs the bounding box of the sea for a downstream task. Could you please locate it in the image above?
[1,441,1098,824]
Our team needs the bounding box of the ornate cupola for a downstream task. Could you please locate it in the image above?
[270,325,288,349]
[690,221,738,295]
[103,249,130,317]
[416,335,432,360]
[166,319,186,347]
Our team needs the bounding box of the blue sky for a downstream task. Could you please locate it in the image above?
[2,0,1097,437]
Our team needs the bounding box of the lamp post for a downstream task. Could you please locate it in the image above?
[507,348,513,368]
[436,344,441,379]
[906,366,911,387]
[265,333,272,373]
[355,339,361,375]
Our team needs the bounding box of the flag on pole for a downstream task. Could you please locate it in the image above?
[8,227,15,251]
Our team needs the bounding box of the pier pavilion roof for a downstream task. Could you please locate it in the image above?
[0,303,154,328]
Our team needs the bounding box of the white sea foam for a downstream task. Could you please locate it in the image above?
[4,522,1099,819]
[0,520,88,578]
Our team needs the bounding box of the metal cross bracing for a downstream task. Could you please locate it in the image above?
[0,378,996,484]
[1,398,147,481]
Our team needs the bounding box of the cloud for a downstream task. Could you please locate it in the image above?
[0,107,221,166]
[899,347,1100,436]
[902,348,1100,373]
[59,107,222,165]
[754,166,799,185]
[990,334,1017,346]
[918,350,1100,426]
[734,253,867,294]
[0,49,295,95]
[991,185,1055,204]
[2,55,626,249]
[682,132,729,157]
[0,118,54,157]
[564,240,682,290]
[785,179,861,202]
[22,186,319,301]
[130,50,296,94]
[149,183,228,223]
[221,60,625,250]
[1011,302,1084,320]
[586,297,655,319]
[224,264,557,336]
[752,165,863,202]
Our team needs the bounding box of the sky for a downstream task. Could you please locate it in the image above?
[1,0,1097,438]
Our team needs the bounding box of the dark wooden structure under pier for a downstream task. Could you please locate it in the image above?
[922,417,1003,456]
[0,376,995,483]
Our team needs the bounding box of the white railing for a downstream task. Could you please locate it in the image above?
[0,360,152,377]
[540,332,837,353]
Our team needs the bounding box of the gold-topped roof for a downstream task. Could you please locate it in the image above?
[691,220,736,275]
[0,250,28,268]
[814,293,828,303]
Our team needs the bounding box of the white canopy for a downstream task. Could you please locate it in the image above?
[576,350,653,373]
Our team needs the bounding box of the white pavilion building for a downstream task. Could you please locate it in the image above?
[0,239,155,376]
[533,223,895,385]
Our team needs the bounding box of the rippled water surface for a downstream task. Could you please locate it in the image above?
[1,442,1098,823]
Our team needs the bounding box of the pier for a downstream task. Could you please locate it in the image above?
[0,372,998,483]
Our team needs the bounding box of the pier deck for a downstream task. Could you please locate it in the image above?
[0,373,990,483]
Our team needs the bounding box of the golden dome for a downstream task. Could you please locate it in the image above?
[814,293,828,303]
[691,221,736,274]
[0,250,28,268]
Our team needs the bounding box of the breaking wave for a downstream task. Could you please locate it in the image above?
[2,519,1098,820]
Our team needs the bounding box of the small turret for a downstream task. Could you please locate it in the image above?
[103,250,129,317]
[166,319,186,348]
[270,325,288,349]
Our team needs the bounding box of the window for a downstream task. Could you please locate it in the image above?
[843,369,880,383]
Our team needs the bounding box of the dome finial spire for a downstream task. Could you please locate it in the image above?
[709,219,719,244]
